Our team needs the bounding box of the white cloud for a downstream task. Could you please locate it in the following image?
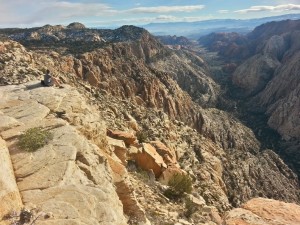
[218,10,229,14]
[155,15,178,21]
[94,14,214,26]
[94,15,178,26]
[235,4,300,14]
[0,1,206,27]
[38,1,116,19]
[126,5,205,14]
[0,1,115,27]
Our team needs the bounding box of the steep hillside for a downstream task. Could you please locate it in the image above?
[0,23,300,225]
[200,19,300,176]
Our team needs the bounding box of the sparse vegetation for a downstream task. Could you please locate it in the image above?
[18,127,53,152]
[136,130,148,143]
[164,173,192,200]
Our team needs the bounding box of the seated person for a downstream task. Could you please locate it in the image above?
[41,69,62,87]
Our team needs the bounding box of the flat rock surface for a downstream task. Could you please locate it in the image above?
[0,82,127,225]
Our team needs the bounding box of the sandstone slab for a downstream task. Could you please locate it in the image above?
[224,198,300,225]
[0,84,128,225]
[0,137,23,224]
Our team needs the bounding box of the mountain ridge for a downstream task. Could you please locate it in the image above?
[142,13,300,37]
[199,19,300,177]
[0,22,300,224]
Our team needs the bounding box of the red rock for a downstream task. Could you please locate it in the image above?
[134,143,167,178]
[107,129,137,146]
[150,141,177,165]
[224,198,300,225]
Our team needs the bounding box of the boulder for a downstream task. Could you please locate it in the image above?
[150,140,177,165]
[107,129,137,146]
[133,143,167,177]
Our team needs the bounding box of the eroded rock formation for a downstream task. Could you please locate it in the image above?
[200,19,300,177]
[0,22,300,225]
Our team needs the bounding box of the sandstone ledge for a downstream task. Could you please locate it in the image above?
[0,82,127,225]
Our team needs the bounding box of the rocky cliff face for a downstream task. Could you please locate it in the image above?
[156,35,193,46]
[0,23,300,225]
[200,19,300,177]
[198,32,249,59]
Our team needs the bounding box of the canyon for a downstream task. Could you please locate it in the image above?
[0,21,299,225]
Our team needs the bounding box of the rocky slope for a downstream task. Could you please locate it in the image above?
[198,32,248,60]
[200,19,300,176]
[156,35,193,46]
[0,23,300,225]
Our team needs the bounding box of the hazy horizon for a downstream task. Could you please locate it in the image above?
[1,0,300,28]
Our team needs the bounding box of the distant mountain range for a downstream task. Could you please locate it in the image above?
[142,13,300,38]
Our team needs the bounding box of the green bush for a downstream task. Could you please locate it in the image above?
[136,131,148,143]
[164,173,192,200]
[18,127,53,152]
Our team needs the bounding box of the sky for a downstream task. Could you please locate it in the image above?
[1,0,300,28]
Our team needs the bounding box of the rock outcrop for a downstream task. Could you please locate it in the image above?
[0,84,128,225]
[224,198,300,225]
[198,32,248,59]
[200,19,300,176]
[253,50,300,141]
[232,54,280,97]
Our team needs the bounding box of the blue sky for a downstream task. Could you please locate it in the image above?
[1,0,300,28]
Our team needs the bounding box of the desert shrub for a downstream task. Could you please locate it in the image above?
[18,127,53,152]
[136,130,148,143]
[164,173,192,200]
